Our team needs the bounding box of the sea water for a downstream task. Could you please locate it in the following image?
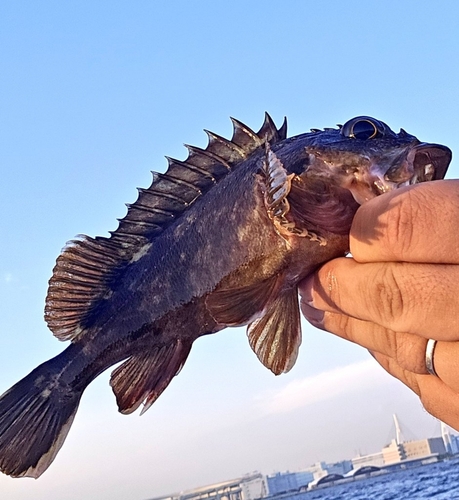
[305,459,459,499]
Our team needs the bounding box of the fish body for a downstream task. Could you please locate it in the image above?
[0,114,452,478]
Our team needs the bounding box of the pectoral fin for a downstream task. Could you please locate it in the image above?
[206,275,280,326]
[247,287,301,375]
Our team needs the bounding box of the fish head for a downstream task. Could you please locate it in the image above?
[303,115,452,205]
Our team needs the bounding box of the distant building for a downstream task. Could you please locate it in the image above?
[302,462,327,481]
[293,471,314,488]
[351,451,385,469]
[404,438,446,460]
[441,422,453,454]
[451,434,459,454]
[241,474,267,500]
[382,439,406,464]
[266,472,297,495]
[266,470,313,494]
[148,472,267,500]
[441,421,459,454]
[323,460,353,476]
[148,415,458,500]
[382,437,446,465]
[265,462,353,495]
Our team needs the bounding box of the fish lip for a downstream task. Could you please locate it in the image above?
[380,142,452,194]
[410,143,452,181]
[344,142,452,205]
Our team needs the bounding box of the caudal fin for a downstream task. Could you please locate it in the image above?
[0,359,82,478]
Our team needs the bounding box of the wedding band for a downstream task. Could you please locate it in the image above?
[425,339,438,376]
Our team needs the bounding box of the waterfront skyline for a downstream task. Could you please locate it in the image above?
[1,2,459,499]
[145,415,458,500]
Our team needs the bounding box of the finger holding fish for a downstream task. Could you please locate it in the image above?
[349,180,459,264]
[300,258,459,341]
[299,180,459,340]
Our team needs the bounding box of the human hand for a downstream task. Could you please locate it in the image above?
[299,179,459,429]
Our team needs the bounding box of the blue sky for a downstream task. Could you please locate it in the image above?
[1,2,458,499]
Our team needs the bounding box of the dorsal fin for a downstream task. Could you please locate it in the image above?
[45,114,288,341]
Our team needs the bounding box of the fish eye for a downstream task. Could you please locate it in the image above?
[341,117,385,140]
[350,120,378,140]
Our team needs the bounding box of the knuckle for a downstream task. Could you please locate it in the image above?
[384,329,399,358]
[318,263,343,310]
[335,313,357,341]
[323,311,350,337]
[384,190,417,259]
[394,333,427,373]
[368,265,406,326]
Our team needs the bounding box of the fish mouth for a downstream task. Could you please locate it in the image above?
[408,143,452,183]
[350,143,452,205]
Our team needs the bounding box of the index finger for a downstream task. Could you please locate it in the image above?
[299,258,459,340]
[350,179,459,264]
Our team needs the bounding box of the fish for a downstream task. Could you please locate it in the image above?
[0,114,452,478]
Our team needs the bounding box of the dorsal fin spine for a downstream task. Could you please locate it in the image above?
[63,249,114,267]
[109,233,146,242]
[154,172,203,194]
[230,117,261,148]
[184,144,232,171]
[138,187,189,206]
[165,156,217,183]
[278,117,288,140]
[258,113,287,143]
[204,130,247,160]
[118,218,163,230]
[126,203,175,217]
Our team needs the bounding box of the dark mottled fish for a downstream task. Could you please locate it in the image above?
[0,114,452,478]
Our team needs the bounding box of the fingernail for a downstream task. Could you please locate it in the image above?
[298,274,315,307]
[300,302,325,330]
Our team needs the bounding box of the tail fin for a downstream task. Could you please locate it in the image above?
[0,359,82,478]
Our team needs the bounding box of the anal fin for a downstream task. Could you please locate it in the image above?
[206,275,280,326]
[110,340,191,415]
[247,286,302,375]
